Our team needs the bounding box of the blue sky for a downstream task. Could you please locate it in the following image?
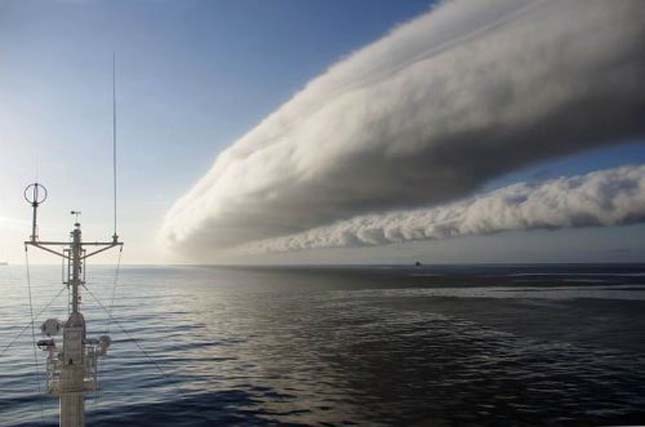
[1,0,644,264]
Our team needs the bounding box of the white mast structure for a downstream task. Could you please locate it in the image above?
[24,54,123,427]
[25,184,123,427]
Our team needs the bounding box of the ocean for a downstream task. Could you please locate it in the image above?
[1,264,645,426]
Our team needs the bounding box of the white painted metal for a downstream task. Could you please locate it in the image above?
[59,311,86,427]
[24,55,123,427]
[28,205,122,427]
[41,319,63,337]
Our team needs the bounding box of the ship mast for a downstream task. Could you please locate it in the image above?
[23,54,123,427]
[25,185,123,427]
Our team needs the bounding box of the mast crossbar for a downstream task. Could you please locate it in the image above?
[24,241,123,261]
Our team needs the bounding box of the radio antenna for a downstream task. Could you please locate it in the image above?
[112,52,118,241]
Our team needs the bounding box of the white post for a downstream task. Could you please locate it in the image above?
[59,223,86,427]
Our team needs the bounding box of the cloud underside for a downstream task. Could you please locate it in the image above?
[238,165,645,253]
[161,0,645,258]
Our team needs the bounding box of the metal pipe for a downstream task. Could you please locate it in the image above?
[71,226,81,314]
[30,202,38,242]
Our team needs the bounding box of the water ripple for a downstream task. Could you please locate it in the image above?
[1,265,645,426]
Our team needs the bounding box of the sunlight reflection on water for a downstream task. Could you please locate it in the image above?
[1,265,645,426]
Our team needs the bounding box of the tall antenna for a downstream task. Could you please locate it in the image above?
[112,52,118,240]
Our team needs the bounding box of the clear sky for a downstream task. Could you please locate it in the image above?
[1,0,644,265]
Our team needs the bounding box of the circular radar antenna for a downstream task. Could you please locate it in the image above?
[24,183,48,206]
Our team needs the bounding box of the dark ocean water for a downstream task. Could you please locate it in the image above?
[2,264,645,426]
